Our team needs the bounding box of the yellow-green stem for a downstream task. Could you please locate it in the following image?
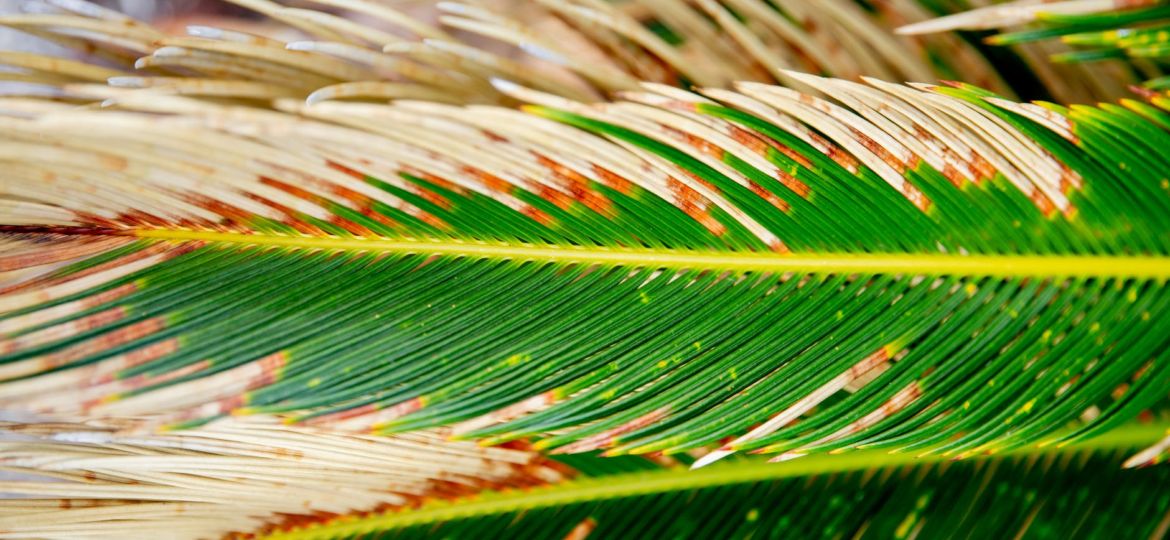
[135,229,1170,278]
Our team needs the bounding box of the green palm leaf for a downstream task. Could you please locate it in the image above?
[267,423,1170,539]
[902,0,1170,89]
[3,72,1168,467]
[5,418,1162,538]
[2,2,1170,537]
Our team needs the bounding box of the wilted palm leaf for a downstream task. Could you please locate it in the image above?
[0,417,562,538]
[0,0,1137,104]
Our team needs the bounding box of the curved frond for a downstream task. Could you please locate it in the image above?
[3,70,1169,466]
[0,0,1135,105]
[2,2,1170,538]
[263,423,1170,539]
[0,416,562,538]
[902,0,1170,90]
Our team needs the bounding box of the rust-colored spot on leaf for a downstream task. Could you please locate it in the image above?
[671,127,724,160]
[253,350,288,387]
[522,205,555,227]
[941,163,966,187]
[775,168,810,197]
[82,282,139,310]
[591,165,634,195]
[240,191,317,234]
[179,192,252,231]
[404,167,466,197]
[1029,188,1058,218]
[553,406,671,454]
[535,153,613,215]
[903,183,932,213]
[462,167,513,194]
[728,125,770,157]
[564,518,598,540]
[44,316,166,371]
[325,159,367,180]
[537,183,573,211]
[748,181,790,212]
[849,127,907,174]
[970,151,997,181]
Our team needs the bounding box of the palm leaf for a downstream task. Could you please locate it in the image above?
[3,418,1163,538]
[3,68,1169,467]
[266,423,1170,538]
[2,2,1170,537]
[0,0,1130,104]
[0,416,561,539]
[902,0,1170,90]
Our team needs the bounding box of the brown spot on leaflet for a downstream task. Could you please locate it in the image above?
[849,127,908,173]
[591,165,634,195]
[112,357,208,390]
[115,209,169,228]
[303,402,379,426]
[327,182,400,230]
[252,350,288,387]
[826,144,859,173]
[728,125,771,157]
[0,236,130,272]
[970,152,997,182]
[522,205,555,226]
[534,153,613,215]
[666,177,726,236]
[537,183,574,211]
[482,130,508,143]
[325,159,367,181]
[669,127,723,160]
[775,168,810,197]
[1029,189,1058,218]
[81,282,140,310]
[552,407,671,454]
[41,316,167,371]
[402,167,466,197]
[462,166,512,194]
[0,242,185,296]
[260,176,373,236]
[564,518,597,540]
[413,209,451,231]
[240,191,318,234]
[178,192,255,231]
[941,163,965,187]
[748,181,790,212]
[903,184,932,213]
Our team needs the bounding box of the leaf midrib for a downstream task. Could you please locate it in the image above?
[262,422,1170,539]
[131,229,1170,278]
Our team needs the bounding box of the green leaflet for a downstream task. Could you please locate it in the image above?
[2,77,1170,464]
[905,2,1170,88]
[265,423,1170,539]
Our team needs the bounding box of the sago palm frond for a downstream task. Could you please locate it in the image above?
[255,424,1170,538]
[4,67,1170,464]
[0,416,562,538]
[2,419,1165,538]
[2,1,1170,538]
[0,0,1002,94]
[903,0,1170,90]
[0,0,1138,104]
